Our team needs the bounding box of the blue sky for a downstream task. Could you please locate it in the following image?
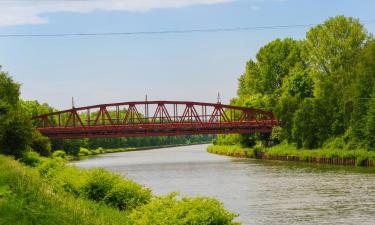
[0,0,374,109]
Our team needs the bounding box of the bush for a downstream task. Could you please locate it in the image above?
[78,147,91,157]
[52,150,66,159]
[37,157,64,180]
[81,168,118,202]
[103,180,151,211]
[129,193,239,225]
[30,130,51,156]
[91,147,104,155]
[52,166,89,197]
[20,151,41,167]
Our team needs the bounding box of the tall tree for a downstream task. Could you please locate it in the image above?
[305,16,369,136]
[0,68,33,158]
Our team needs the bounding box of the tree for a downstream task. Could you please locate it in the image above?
[0,110,33,158]
[305,16,369,136]
[0,68,33,158]
[292,98,330,149]
[350,39,375,147]
[238,38,303,99]
[365,88,375,149]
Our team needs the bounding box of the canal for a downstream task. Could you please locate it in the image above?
[72,144,375,225]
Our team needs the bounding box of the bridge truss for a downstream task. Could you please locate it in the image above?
[32,101,278,139]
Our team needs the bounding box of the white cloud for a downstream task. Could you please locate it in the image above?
[0,0,232,27]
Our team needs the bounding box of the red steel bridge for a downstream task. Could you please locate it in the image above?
[32,101,278,139]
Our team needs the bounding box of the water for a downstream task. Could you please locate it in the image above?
[73,144,375,225]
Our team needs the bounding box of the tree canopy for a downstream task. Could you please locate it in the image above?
[230,16,375,150]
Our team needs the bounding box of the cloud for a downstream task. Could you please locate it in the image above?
[0,0,232,27]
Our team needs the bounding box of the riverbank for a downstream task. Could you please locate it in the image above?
[69,142,211,160]
[0,154,238,225]
[207,144,375,167]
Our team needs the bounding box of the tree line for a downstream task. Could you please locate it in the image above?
[217,16,375,150]
[0,71,213,158]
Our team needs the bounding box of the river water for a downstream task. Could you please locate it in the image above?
[73,144,375,225]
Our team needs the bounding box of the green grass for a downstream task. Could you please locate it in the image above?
[0,154,239,225]
[207,145,255,158]
[207,144,375,167]
[0,155,130,225]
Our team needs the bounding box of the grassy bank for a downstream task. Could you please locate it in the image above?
[0,155,130,225]
[66,142,211,160]
[207,144,375,167]
[0,154,239,225]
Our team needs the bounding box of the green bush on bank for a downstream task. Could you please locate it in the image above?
[52,150,66,159]
[20,150,41,167]
[33,158,152,211]
[129,193,239,225]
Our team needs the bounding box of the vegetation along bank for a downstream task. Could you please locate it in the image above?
[0,153,239,225]
[211,16,375,166]
[207,144,375,167]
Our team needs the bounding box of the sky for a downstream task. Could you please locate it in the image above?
[0,0,374,110]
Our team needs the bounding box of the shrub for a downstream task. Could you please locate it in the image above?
[52,150,66,159]
[103,180,152,211]
[78,147,91,157]
[37,157,65,180]
[96,147,104,153]
[20,151,41,167]
[81,168,118,202]
[91,147,104,155]
[52,166,89,197]
[30,130,51,156]
[129,193,239,225]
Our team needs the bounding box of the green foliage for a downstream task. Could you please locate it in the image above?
[30,130,51,156]
[238,38,303,97]
[1,152,238,224]
[82,168,118,202]
[0,155,130,225]
[208,145,254,158]
[270,126,282,143]
[0,68,54,158]
[37,157,65,180]
[78,147,91,157]
[0,109,33,158]
[74,168,148,210]
[129,193,239,225]
[20,151,41,167]
[52,150,67,159]
[208,144,375,166]
[305,16,367,76]
[365,88,375,148]
[292,98,330,148]
[103,180,152,211]
[220,16,374,150]
[0,68,20,110]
